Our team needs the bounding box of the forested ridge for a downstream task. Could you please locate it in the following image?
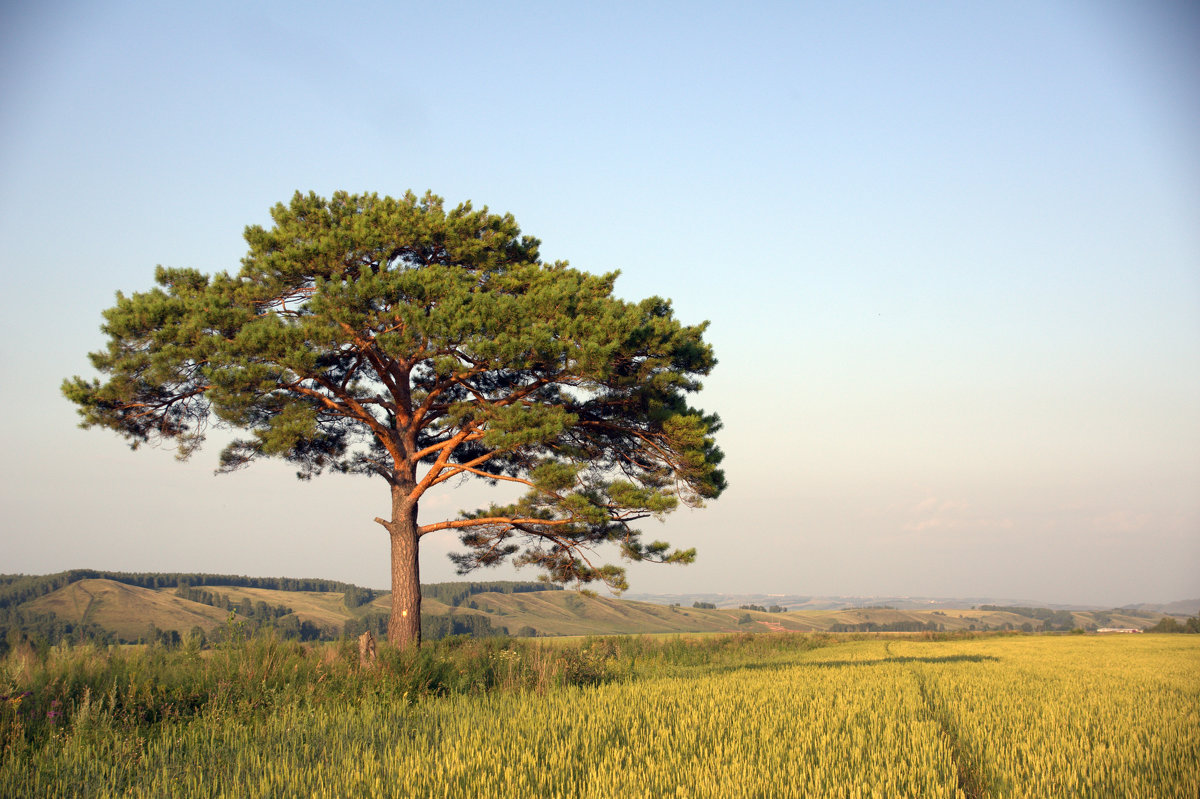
[0,571,375,610]
[3,572,1191,654]
[0,572,560,651]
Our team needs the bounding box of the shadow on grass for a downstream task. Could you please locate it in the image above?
[689,653,1001,677]
[803,654,1001,669]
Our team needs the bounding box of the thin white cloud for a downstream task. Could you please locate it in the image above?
[901,498,1014,534]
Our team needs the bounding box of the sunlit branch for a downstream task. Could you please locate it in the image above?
[428,462,537,489]
[418,515,577,536]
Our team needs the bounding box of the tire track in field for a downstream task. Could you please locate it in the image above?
[74,583,98,625]
[887,642,989,799]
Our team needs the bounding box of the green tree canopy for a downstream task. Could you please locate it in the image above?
[64,191,725,647]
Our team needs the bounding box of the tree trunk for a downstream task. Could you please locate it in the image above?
[387,488,422,649]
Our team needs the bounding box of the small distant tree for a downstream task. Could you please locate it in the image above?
[64,191,725,649]
[692,601,717,610]
[342,585,377,609]
[1147,616,1199,634]
[184,626,206,654]
[188,625,206,645]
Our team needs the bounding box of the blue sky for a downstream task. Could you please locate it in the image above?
[2,1,1197,605]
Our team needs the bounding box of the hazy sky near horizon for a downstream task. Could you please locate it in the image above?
[2,1,1197,606]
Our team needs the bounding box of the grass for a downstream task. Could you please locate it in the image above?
[2,632,1196,797]
[1,628,817,757]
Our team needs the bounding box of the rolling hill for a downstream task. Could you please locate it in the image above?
[173,584,361,634]
[9,574,1169,642]
[22,579,232,639]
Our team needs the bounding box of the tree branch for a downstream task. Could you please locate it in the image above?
[418,516,576,536]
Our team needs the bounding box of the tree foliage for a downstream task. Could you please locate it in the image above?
[1148,615,1200,633]
[64,191,725,645]
[420,581,561,607]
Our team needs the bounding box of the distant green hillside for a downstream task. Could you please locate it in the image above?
[427,590,745,637]
[1,572,568,647]
[23,580,231,640]
[0,571,1169,649]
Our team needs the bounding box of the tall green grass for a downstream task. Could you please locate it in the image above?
[1,627,843,757]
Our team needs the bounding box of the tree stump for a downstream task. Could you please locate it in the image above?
[358,630,377,665]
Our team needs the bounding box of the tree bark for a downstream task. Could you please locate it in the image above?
[387,487,422,649]
[358,630,377,665]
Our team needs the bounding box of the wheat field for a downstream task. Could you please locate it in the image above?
[3,634,1197,797]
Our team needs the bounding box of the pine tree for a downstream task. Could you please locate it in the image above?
[64,191,725,648]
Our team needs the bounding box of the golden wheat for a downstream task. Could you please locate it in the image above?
[3,635,1196,798]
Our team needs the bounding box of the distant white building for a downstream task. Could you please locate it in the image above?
[1095,627,1142,634]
